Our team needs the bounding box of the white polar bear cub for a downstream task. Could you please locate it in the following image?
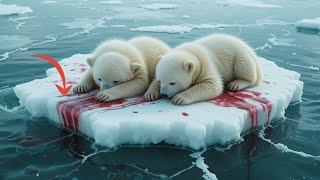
[154,34,261,105]
[73,36,170,102]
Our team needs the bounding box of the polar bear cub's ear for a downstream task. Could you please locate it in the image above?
[183,61,195,73]
[130,63,142,75]
[87,57,96,67]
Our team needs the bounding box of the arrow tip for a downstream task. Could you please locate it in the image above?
[55,84,73,96]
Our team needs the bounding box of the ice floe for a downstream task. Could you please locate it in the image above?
[0,3,33,16]
[14,53,303,149]
[42,0,57,4]
[217,0,282,8]
[59,16,113,38]
[130,24,204,34]
[110,24,126,28]
[130,20,292,34]
[296,17,320,31]
[182,15,190,19]
[99,0,123,5]
[138,3,177,10]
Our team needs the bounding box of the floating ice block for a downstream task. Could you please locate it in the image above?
[14,54,303,149]
[296,17,320,31]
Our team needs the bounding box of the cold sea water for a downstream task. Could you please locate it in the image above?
[0,0,319,179]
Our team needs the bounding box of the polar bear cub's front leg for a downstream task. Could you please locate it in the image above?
[95,76,148,101]
[73,68,96,94]
[171,78,223,105]
[144,79,161,101]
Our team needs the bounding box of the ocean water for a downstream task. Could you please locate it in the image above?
[0,0,320,179]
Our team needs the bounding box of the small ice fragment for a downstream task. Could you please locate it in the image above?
[138,3,178,10]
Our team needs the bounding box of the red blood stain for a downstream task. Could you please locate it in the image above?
[57,95,146,131]
[67,81,78,85]
[182,112,189,116]
[210,91,272,129]
[79,68,87,72]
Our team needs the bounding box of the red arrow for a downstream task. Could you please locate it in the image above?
[35,54,72,96]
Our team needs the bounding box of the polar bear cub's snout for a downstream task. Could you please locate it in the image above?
[156,52,195,98]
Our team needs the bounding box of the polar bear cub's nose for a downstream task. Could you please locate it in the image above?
[160,93,168,98]
[100,81,113,91]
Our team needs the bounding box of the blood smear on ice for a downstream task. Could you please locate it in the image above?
[57,95,146,131]
[210,91,272,129]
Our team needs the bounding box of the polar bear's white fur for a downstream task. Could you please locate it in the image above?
[155,34,261,105]
[73,36,170,101]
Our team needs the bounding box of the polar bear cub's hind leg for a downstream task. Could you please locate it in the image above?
[226,51,260,91]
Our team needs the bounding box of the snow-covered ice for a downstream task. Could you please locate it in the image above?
[14,54,303,149]
[217,0,282,8]
[138,3,177,10]
[296,17,320,31]
[0,3,33,16]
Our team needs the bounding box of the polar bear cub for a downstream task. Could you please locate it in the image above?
[73,36,170,102]
[153,34,261,105]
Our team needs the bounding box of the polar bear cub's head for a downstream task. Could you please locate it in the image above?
[87,52,142,90]
[156,51,196,98]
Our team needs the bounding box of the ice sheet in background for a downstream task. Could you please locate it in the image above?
[296,17,320,31]
[0,3,33,16]
[14,54,303,149]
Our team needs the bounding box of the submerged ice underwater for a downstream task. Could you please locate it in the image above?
[1,0,320,179]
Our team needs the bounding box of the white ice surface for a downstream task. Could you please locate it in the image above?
[138,3,177,10]
[14,54,303,149]
[296,17,320,31]
[0,3,33,16]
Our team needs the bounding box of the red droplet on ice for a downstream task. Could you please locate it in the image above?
[182,112,189,116]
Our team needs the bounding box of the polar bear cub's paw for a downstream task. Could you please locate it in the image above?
[226,79,253,91]
[95,91,109,102]
[144,89,160,101]
[73,83,91,94]
[95,89,118,102]
[171,93,191,105]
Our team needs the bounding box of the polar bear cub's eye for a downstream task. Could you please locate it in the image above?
[170,82,176,85]
[113,81,120,84]
[98,78,102,81]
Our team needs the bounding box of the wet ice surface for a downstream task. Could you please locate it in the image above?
[0,0,320,179]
